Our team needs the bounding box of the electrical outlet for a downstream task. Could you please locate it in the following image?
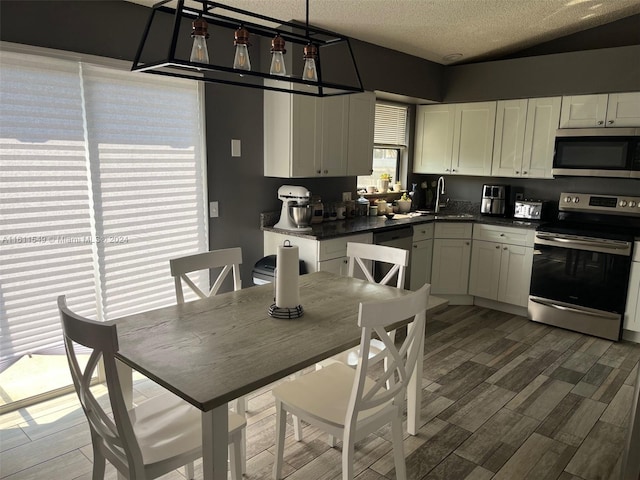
[342,191,352,201]
[231,139,241,157]
[209,201,219,218]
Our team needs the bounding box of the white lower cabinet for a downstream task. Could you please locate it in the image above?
[468,224,534,308]
[263,231,372,278]
[430,223,473,296]
[624,244,640,339]
[409,224,434,291]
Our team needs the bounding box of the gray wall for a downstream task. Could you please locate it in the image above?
[443,45,640,102]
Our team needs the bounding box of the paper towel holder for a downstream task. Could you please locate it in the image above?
[268,240,304,319]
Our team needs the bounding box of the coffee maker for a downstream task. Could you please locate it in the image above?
[481,184,509,216]
[481,184,523,217]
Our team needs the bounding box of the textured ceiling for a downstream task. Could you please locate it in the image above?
[127,0,640,64]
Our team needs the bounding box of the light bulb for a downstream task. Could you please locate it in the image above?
[233,26,251,71]
[190,16,210,64]
[270,51,286,76]
[303,58,318,82]
[190,36,209,63]
[233,44,251,71]
[302,43,318,82]
[269,34,287,76]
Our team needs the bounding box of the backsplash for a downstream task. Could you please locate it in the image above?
[413,174,640,204]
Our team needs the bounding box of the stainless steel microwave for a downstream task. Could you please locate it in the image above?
[553,128,640,179]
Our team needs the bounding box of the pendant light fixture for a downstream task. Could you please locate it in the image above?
[189,15,210,64]
[269,34,287,76]
[131,0,363,97]
[302,43,318,82]
[233,25,251,71]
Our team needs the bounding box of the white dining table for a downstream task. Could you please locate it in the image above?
[114,271,448,480]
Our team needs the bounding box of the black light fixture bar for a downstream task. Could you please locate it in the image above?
[131,0,364,97]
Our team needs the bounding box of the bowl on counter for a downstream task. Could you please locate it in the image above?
[289,204,313,227]
[384,212,395,220]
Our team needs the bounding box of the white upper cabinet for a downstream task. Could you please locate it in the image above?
[414,104,455,174]
[347,91,376,176]
[453,102,497,176]
[414,102,496,176]
[491,97,561,178]
[264,88,375,178]
[522,97,561,179]
[492,99,528,178]
[606,92,640,127]
[560,92,640,128]
[492,97,561,179]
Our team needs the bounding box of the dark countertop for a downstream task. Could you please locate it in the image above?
[262,212,542,240]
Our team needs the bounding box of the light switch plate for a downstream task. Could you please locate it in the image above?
[231,139,241,157]
[209,201,219,218]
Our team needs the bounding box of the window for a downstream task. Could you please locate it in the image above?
[0,50,208,386]
[357,103,408,190]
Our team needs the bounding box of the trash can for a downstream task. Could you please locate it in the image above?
[252,255,307,285]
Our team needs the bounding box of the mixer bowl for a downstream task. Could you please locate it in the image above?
[289,204,313,227]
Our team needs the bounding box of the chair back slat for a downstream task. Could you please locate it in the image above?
[170,248,243,304]
[345,284,430,429]
[346,242,408,288]
[58,296,144,476]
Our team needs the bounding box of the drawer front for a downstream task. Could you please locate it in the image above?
[318,232,372,261]
[434,222,473,239]
[412,223,435,242]
[473,223,534,247]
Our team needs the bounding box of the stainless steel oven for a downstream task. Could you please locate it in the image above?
[528,192,640,341]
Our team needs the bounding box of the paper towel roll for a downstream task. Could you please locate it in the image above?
[275,241,300,308]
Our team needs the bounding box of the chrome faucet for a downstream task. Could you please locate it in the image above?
[435,176,446,213]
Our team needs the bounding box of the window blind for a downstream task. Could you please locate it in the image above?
[82,66,207,319]
[0,51,207,373]
[374,103,408,147]
[0,52,97,371]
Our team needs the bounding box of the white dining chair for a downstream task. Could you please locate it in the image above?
[271,283,430,480]
[170,247,248,469]
[318,242,409,368]
[58,295,246,480]
[170,247,243,304]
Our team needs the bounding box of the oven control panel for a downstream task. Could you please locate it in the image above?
[560,192,640,216]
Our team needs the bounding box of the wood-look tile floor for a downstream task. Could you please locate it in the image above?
[1,305,639,480]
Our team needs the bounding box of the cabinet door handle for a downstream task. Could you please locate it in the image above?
[465,241,470,245]
[597,120,604,125]
[413,244,418,249]
[495,245,500,249]
[316,170,321,174]
[452,169,457,172]
[445,168,451,172]
[523,171,528,175]
[608,120,614,125]
[500,233,505,236]
[515,171,519,174]
[323,169,329,174]
[503,247,508,250]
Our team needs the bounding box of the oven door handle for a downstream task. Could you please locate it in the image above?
[529,297,620,320]
[535,234,632,255]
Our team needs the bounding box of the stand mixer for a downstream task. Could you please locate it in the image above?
[274,185,313,232]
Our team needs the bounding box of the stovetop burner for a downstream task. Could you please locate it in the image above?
[536,192,640,241]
